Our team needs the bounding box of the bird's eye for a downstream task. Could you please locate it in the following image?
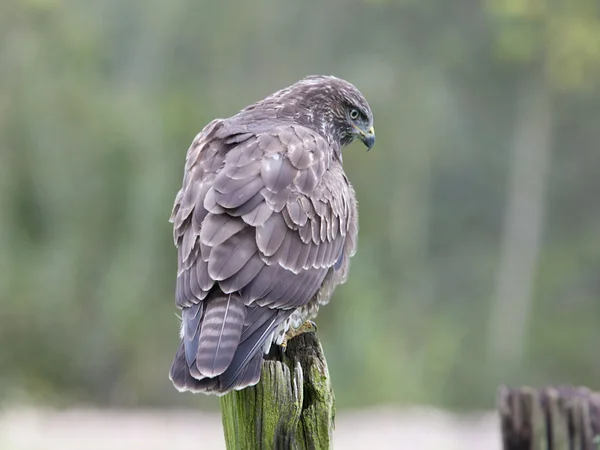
[349,108,360,120]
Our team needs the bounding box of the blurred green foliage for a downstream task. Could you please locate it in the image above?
[0,0,599,411]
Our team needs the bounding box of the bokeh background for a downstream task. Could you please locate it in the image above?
[1,0,599,448]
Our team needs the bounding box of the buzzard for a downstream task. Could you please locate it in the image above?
[169,75,375,394]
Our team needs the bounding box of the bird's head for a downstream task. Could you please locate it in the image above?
[271,75,375,154]
[330,78,375,151]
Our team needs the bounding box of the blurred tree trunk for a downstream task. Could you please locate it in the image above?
[488,71,552,370]
[388,69,435,307]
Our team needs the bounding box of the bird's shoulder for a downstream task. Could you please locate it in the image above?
[194,117,333,169]
[170,117,357,312]
[171,116,352,225]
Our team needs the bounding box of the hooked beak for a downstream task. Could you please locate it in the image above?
[359,125,375,151]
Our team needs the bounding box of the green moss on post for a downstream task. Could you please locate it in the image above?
[220,332,335,450]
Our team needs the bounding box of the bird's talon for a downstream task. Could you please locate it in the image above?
[282,320,318,350]
[278,341,287,358]
[304,320,317,333]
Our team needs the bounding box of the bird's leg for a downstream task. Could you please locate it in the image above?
[280,320,317,352]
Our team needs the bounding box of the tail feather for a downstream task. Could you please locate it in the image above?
[194,293,245,378]
[182,303,203,367]
[169,341,219,393]
[222,351,263,392]
[170,297,292,395]
[216,309,289,391]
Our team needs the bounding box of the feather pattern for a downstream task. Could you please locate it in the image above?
[182,303,203,366]
[169,75,370,395]
[194,293,246,378]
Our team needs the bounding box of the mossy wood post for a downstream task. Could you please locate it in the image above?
[498,386,600,450]
[220,332,335,450]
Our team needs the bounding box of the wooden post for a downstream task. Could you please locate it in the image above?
[498,385,600,450]
[220,332,335,450]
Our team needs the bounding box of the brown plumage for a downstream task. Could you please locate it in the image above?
[169,75,375,394]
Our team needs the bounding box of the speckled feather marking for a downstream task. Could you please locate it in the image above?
[169,76,367,395]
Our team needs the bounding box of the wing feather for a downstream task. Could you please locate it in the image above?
[219,252,263,293]
[200,214,246,247]
[207,227,256,281]
[213,177,264,208]
[256,213,288,257]
[170,120,357,394]
[241,201,273,226]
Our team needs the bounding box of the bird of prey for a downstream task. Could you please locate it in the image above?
[169,75,375,394]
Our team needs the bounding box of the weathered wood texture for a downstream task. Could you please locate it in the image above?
[499,386,600,450]
[220,332,335,450]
